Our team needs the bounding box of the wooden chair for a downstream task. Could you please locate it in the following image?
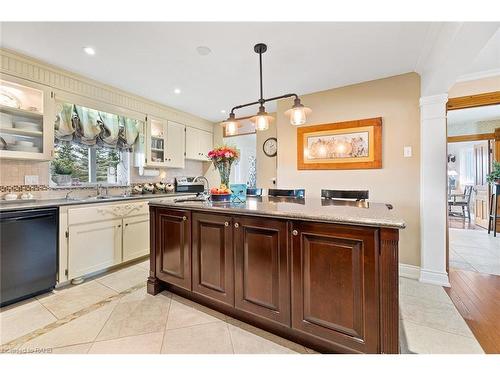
[268,189,305,198]
[488,183,500,237]
[448,185,473,222]
[321,189,369,201]
[246,188,263,197]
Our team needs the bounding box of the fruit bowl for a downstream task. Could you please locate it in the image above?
[210,193,232,202]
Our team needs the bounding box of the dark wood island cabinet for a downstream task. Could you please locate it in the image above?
[148,197,404,354]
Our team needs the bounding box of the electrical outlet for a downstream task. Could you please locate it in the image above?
[403,146,412,158]
[24,175,39,185]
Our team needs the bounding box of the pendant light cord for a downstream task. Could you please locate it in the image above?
[259,50,264,102]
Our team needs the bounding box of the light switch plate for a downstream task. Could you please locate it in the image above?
[404,146,412,158]
[24,175,39,185]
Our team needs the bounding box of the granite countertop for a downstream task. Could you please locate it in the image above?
[150,196,406,229]
[0,192,192,212]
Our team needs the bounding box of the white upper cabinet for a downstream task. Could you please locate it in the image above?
[165,120,185,168]
[185,126,213,161]
[145,116,167,167]
[145,118,185,168]
[0,75,55,161]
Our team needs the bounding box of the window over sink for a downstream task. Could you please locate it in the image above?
[50,102,143,187]
[51,142,130,187]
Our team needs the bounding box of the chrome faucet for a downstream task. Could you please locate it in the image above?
[65,190,75,200]
[193,176,210,196]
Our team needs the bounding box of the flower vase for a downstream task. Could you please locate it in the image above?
[215,159,233,187]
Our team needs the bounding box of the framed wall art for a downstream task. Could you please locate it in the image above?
[297,117,382,170]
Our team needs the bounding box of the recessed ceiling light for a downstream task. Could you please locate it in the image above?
[83,46,95,56]
[221,110,226,114]
[196,46,212,56]
[174,88,181,94]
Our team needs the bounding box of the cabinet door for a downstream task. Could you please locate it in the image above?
[68,219,122,279]
[155,208,191,291]
[291,222,379,353]
[192,212,234,306]
[0,75,54,161]
[234,216,290,325]
[166,121,185,168]
[145,117,167,167]
[185,126,212,161]
[123,214,150,262]
[185,126,200,160]
[198,129,213,160]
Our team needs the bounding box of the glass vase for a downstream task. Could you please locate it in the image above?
[214,159,233,187]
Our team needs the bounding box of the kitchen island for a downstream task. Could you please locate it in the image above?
[147,196,405,354]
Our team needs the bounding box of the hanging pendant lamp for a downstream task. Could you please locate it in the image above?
[221,43,311,133]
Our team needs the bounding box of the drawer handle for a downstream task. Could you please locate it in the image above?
[182,216,187,221]
[292,230,298,236]
[234,223,239,228]
[224,221,229,227]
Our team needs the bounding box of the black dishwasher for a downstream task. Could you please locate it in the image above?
[0,207,58,307]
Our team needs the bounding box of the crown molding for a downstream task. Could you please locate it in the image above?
[456,68,500,83]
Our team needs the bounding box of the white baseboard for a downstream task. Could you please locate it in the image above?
[419,268,451,287]
[399,263,421,280]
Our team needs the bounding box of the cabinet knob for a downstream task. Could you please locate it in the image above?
[125,223,129,227]
[234,223,239,228]
[182,216,187,221]
[117,224,122,228]
[292,230,298,236]
[224,221,229,227]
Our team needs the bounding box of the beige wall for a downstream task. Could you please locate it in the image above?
[448,75,500,98]
[276,72,421,266]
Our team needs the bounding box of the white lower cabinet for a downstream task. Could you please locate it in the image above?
[68,219,123,279]
[123,214,150,262]
[63,200,150,282]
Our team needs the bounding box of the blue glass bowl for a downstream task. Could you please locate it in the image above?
[210,193,232,202]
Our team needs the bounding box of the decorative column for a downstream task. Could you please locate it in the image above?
[419,94,450,287]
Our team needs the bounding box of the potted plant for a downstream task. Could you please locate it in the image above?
[207,145,240,201]
[487,161,500,185]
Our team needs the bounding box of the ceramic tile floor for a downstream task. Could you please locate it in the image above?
[0,259,484,354]
[449,228,500,275]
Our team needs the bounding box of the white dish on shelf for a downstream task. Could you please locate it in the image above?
[8,144,41,153]
[14,121,42,132]
[0,113,13,128]
[16,140,35,147]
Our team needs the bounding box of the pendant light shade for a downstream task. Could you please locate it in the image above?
[221,113,239,136]
[250,106,273,131]
[285,98,312,126]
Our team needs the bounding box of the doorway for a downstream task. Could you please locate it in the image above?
[446,101,500,276]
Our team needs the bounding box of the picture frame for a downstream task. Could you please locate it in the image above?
[297,117,382,170]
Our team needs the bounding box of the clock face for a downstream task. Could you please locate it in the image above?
[263,137,277,157]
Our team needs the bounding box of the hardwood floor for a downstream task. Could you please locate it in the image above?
[445,268,500,353]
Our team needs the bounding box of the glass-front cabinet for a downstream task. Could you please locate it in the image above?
[0,75,54,160]
[146,117,167,167]
[145,116,185,168]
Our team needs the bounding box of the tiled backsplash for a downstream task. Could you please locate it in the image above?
[0,159,207,199]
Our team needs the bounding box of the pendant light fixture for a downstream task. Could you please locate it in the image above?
[221,43,311,133]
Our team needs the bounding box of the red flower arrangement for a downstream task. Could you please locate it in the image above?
[207,145,240,162]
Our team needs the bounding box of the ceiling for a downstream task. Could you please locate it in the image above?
[1,22,498,122]
[448,104,500,125]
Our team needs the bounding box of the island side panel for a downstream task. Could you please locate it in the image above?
[147,206,163,295]
[379,227,399,354]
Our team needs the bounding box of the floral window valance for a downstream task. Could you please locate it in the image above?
[54,103,141,150]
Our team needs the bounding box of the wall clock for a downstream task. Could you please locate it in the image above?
[263,137,277,157]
